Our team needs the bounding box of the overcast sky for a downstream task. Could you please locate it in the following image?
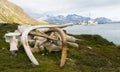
[9,0,120,21]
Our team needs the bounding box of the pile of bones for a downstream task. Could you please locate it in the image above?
[5,23,79,67]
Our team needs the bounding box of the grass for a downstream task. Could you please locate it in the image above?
[0,23,120,72]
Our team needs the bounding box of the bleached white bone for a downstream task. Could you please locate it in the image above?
[21,25,67,66]
[5,32,21,51]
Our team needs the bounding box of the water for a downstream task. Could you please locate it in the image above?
[64,23,120,45]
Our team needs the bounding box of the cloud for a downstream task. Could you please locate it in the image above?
[8,0,120,20]
[8,0,73,13]
[8,0,120,12]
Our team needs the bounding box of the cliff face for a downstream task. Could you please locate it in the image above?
[0,0,46,25]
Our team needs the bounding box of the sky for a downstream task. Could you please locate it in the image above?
[8,0,120,21]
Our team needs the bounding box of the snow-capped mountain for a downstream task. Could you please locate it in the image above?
[38,14,112,24]
[95,17,112,24]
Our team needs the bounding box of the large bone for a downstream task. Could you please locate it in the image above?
[48,28,67,67]
[30,30,58,41]
[21,25,67,67]
[5,32,21,52]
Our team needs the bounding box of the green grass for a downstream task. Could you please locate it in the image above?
[0,23,120,72]
[0,23,18,48]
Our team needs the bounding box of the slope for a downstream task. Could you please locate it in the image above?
[0,0,46,25]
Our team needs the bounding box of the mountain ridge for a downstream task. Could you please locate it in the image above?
[38,14,112,24]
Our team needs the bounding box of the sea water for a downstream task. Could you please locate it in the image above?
[64,23,120,45]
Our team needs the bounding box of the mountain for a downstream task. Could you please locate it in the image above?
[0,0,46,25]
[65,14,91,23]
[95,17,112,24]
[39,14,112,24]
[39,14,91,24]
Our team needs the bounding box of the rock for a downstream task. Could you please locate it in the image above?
[87,46,92,49]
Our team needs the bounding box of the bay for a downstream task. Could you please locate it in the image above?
[64,23,120,45]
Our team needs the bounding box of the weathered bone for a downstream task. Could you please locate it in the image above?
[21,25,67,67]
[5,32,21,52]
[30,48,41,53]
[46,28,67,67]
[30,30,58,41]
[33,36,47,48]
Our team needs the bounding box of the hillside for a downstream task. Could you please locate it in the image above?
[37,19,50,25]
[0,23,120,72]
[0,0,47,25]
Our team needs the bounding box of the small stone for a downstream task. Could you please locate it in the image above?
[2,47,5,50]
[0,48,5,51]
[87,46,92,49]
[41,53,45,56]
[66,58,73,61]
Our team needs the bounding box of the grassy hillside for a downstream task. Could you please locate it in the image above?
[37,20,50,25]
[0,23,120,72]
[0,0,47,25]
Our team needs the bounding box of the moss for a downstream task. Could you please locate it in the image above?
[75,55,107,67]
[117,45,120,49]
